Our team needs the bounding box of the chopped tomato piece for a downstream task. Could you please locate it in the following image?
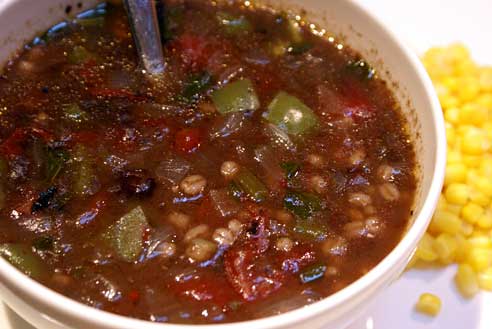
[170,272,239,306]
[224,212,317,301]
[173,34,214,71]
[175,128,201,153]
[1,127,53,157]
[128,289,140,303]
[339,78,375,120]
[224,214,280,301]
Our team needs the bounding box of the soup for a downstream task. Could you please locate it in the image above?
[0,0,416,324]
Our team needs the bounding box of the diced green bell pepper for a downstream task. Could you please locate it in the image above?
[234,168,268,203]
[211,79,260,114]
[264,92,318,135]
[217,12,252,34]
[72,145,98,196]
[0,244,44,279]
[228,181,244,200]
[293,220,328,241]
[300,263,327,284]
[68,46,92,65]
[104,206,149,262]
[284,190,322,220]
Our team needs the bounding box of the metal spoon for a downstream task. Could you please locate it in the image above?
[123,0,165,75]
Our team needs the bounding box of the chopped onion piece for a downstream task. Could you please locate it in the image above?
[254,145,284,189]
[155,156,191,185]
[209,189,239,217]
[265,123,296,151]
[209,112,247,139]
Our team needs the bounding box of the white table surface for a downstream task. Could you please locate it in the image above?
[1,0,491,328]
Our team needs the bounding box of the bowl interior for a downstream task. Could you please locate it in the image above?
[0,1,445,329]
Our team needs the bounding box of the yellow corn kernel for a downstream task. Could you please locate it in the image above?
[477,211,492,229]
[415,233,438,262]
[455,234,470,262]
[470,189,490,207]
[467,235,492,248]
[477,267,492,291]
[479,67,492,91]
[446,204,463,216]
[415,293,442,317]
[433,233,457,264]
[461,129,486,155]
[446,124,457,146]
[449,43,471,61]
[447,150,462,164]
[455,264,479,298]
[459,104,488,126]
[436,195,448,211]
[473,176,492,197]
[462,155,482,168]
[457,79,480,102]
[461,203,484,224]
[461,221,474,237]
[444,163,467,185]
[429,210,462,234]
[442,76,459,92]
[445,184,470,205]
[480,158,492,176]
[440,95,460,110]
[445,107,460,124]
[467,248,492,272]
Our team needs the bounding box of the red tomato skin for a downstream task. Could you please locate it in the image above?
[175,128,201,153]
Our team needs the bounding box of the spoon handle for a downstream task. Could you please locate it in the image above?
[123,0,165,75]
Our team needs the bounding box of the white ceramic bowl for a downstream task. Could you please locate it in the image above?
[0,0,446,328]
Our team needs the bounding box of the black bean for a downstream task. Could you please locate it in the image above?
[31,186,57,213]
[121,169,156,198]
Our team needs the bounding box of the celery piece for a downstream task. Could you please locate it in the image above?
[264,92,318,135]
[234,169,268,202]
[104,206,149,262]
[211,79,260,114]
[293,220,328,241]
[284,190,322,219]
[0,244,44,279]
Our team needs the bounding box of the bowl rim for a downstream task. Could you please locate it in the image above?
[0,0,446,328]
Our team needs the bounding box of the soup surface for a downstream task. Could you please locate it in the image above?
[0,0,416,324]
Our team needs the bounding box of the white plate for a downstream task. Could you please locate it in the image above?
[1,0,491,328]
